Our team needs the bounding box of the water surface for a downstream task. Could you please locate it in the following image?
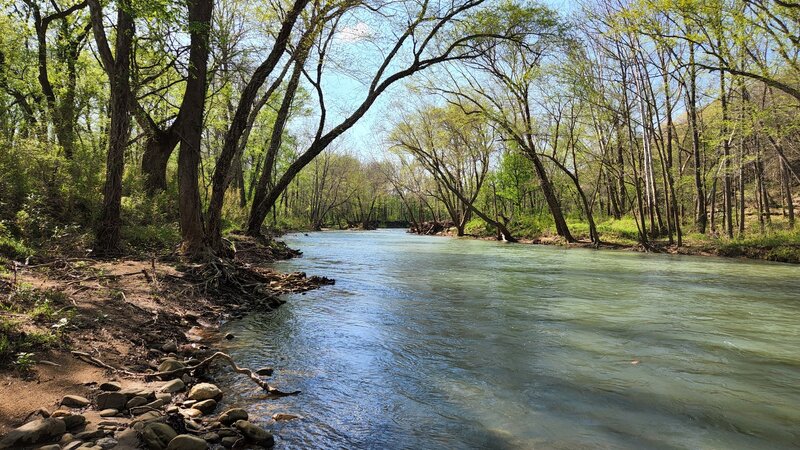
[219,230,800,449]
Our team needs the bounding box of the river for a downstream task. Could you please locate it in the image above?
[218,229,800,449]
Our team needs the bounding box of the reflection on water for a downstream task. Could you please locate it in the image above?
[217,230,800,449]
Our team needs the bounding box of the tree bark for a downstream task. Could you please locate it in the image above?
[176,0,213,256]
[91,0,133,255]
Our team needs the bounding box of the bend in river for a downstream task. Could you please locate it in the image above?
[218,230,800,449]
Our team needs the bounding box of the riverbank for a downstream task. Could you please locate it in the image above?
[0,235,332,448]
[426,219,800,264]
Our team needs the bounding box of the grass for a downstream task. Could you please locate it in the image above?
[0,317,59,368]
[121,224,181,254]
[458,214,800,263]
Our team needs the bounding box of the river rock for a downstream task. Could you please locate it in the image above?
[59,432,75,444]
[156,392,172,402]
[141,423,177,450]
[97,391,127,411]
[157,359,185,373]
[62,414,86,429]
[37,445,61,450]
[187,383,222,401]
[99,381,122,392]
[201,432,219,443]
[160,379,185,393]
[0,418,67,449]
[181,408,203,418]
[61,395,90,408]
[272,413,302,421]
[218,408,247,425]
[130,411,163,428]
[96,437,118,449]
[162,342,178,353]
[63,442,83,450]
[76,429,106,440]
[232,420,274,447]
[193,399,216,414]
[220,436,239,448]
[127,396,148,409]
[166,434,207,450]
[255,367,273,376]
[51,410,71,418]
[99,409,119,417]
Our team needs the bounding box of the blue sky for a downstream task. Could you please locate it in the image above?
[294,0,579,160]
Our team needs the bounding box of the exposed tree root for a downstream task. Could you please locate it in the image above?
[145,351,301,396]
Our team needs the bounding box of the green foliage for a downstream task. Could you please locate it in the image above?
[714,230,800,263]
[0,318,58,367]
[0,222,33,259]
[121,224,181,254]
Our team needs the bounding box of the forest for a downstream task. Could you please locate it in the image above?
[0,0,797,262]
[0,0,798,448]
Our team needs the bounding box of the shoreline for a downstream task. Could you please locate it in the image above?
[413,228,800,264]
[0,236,330,448]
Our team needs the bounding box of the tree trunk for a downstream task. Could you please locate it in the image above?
[176,0,213,256]
[141,130,179,194]
[94,1,133,255]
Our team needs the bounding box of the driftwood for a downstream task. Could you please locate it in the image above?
[145,351,300,397]
[73,349,299,396]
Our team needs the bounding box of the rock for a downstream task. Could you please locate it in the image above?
[96,437,118,449]
[0,418,67,449]
[141,423,177,450]
[51,410,71,418]
[166,434,207,450]
[136,390,156,400]
[181,408,203,418]
[99,381,122,392]
[192,399,216,414]
[272,413,302,421]
[127,396,148,409]
[36,407,52,418]
[216,429,238,438]
[254,367,273,376]
[218,409,247,426]
[99,409,119,417]
[139,398,166,410]
[37,445,61,450]
[96,392,127,411]
[61,395,90,408]
[59,433,74,444]
[166,406,179,414]
[187,383,222,401]
[162,342,178,353]
[181,374,193,384]
[157,359,185,373]
[155,393,172,402]
[220,436,239,448]
[200,432,219,443]
[63,442,83,450]
[224,333,235,340]
[75,429,106,440]
[159,379,185,393]
[233,420,274,447]
[62,414,86,429]
[130,411,163,428]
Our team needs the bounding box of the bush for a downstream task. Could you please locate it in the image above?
[121,224,181,254]
[0,222,33,259]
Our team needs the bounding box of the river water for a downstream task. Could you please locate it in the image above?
[219,229,800,449]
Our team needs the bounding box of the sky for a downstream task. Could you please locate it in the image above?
[292,0,580,161]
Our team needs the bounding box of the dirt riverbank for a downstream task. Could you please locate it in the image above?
[0,235,332,448]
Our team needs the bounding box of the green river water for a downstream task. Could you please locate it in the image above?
[218,229,800,449]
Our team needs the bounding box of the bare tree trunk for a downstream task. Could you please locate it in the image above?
[91,0,133,255]
[176,0,213,256]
